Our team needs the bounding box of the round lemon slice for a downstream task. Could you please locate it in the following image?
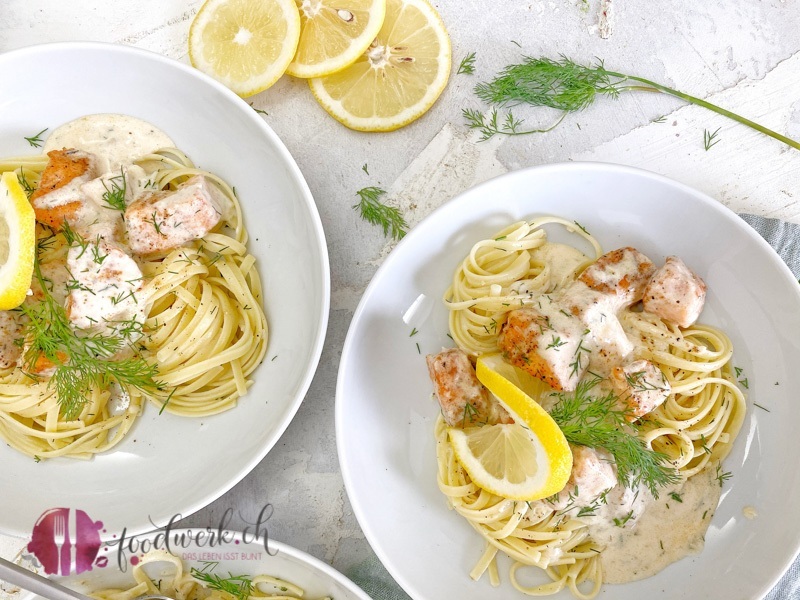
[446,353,572,501]
[286,0,387,79]
[189,0,301,97]
[0,172,36,310]
[308,0,451,131]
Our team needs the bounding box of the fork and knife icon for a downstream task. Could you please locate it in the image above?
[51,509,78,576]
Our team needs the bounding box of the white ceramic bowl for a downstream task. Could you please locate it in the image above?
[336,163,800,600]
[0,43,329,537]
[29,529,370,600]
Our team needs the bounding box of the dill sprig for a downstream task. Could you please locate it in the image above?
[16,169,36,199]
[353,186,408,240]
[24,128,48,148]
[248,102,268,116]
[190,568,253,600]
[18,258,165,419]
[463,107,565,142]
[466,55,800,150]
[101,170,127,211]
[703,127,721,151]
[457,52,477,75]
[549,377,679,497]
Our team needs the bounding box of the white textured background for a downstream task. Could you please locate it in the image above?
[1,0,799,593]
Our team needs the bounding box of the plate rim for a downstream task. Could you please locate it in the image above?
[0,41,331,538]
[335,161,800,600]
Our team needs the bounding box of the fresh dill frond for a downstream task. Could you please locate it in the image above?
[353,186,408,240]
[613,510,635,527]
[467,55,800,150]
[24,128,48,148]
[573,221,590,235]
[16,169,36,198]
[248,102,268,116]
[462,107,565,141]
[652,115,667,124]
[715,463,732,487]
[18,259,165,419]
[457,52,477,75]
[190,568,253,600]
[475,57,623,111]
[101,170,127,211]
[703,127,721,151]
[362,163,369,175]
[151,211,164,235]
[549,376,679,497]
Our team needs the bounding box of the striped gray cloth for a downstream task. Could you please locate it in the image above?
[348,214,800,600]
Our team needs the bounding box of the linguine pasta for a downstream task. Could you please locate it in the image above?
[437,218,746,598]
[0,148,268,459]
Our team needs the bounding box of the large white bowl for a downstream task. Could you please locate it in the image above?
[0,43,329,537]
[336,163,800,600]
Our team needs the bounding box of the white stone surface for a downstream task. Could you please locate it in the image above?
[1,0,799,595]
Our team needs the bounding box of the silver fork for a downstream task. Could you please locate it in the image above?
[53,514,66,576]
[0,556,171,600]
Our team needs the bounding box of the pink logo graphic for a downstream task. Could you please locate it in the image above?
[27,508,104,575]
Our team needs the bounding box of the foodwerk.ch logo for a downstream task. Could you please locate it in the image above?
[26,504,275,575]
[27,508,105,575]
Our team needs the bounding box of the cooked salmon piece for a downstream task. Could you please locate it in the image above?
[0,311,24,369]
[29,149,100,229]
[497,301,588,391]
[426,348,512,428]
[28,257,71,306]
[499,248,658,388]
[549,445,617,510]
[578,247,655,309]
[642,256,707,328]
[610,359,671,420]
[124,175,224,256]
[64,239,145,335]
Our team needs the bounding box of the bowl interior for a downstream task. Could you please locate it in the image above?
[0,43,329,537]
[336,163,800,600]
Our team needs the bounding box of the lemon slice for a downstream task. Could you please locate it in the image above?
[308,0,451,131]
[446,353,572,501]
[189,0,302,97]
[0,172,36,310]
[476,353,557,425]
[286,0,387,79]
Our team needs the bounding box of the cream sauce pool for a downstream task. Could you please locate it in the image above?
[44,113,174,172]
[594,467,720,583]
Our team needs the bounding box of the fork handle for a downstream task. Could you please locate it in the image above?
[0,557,94,600]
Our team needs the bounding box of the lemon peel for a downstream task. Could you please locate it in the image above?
[0,172,36,310]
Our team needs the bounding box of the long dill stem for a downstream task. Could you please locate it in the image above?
[469,56,800,151]
[608,71,800,151]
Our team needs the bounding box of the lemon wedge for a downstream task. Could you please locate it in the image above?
[446,353,572,501]
[308,0,451,131]
[189,0,301,97]
[0,172,36,310]
[286,0,387,79]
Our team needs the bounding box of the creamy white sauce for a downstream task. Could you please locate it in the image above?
[44,114,174,172]
[66,240,146,336]
[531,243,589,292]
[561,281,634,375]
[595,467,720,583]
